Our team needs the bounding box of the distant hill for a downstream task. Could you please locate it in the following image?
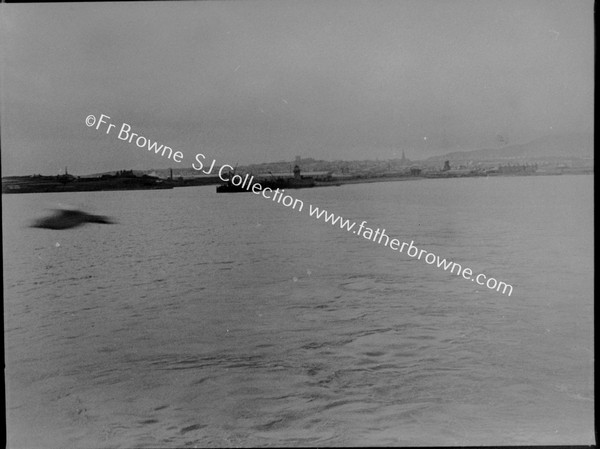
[426,133,594,162]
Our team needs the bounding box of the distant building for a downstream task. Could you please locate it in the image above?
[496,163,538,174]
[399,150,411,166]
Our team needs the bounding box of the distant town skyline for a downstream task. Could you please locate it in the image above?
[1,0,594,176]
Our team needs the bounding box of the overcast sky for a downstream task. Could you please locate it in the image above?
[1,0,594,175]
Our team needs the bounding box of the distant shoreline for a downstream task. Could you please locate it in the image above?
[2,168,592,195]
[314,169,591,187]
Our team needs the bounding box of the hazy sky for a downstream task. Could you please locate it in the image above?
[1,0,594,175]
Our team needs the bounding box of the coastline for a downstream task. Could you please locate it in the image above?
[2,168,593,194]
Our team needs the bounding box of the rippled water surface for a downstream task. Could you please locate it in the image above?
[3,175,594,447]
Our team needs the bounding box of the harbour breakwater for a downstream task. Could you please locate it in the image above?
[1,171,174,194]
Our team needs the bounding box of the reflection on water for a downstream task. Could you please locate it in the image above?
[3,175,594,447]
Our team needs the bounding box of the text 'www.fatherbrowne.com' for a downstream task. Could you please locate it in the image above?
[85,114,513,296]
[307,205,514,297]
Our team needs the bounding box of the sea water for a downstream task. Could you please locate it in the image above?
[3,174,594,447]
